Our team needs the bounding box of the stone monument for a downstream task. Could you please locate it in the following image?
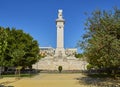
[32,9,88,70]
[55,9,66,57]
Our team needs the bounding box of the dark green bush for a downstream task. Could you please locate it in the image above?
[58,66,62,73]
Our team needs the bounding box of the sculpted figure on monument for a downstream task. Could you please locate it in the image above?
[58,9,63,19]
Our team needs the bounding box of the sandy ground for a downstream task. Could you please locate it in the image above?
[1,73,120,87]
[0,73,90,87]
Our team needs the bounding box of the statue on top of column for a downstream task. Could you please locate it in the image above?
[58,9,63,19]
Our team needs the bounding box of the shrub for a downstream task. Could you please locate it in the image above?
[87,64,93,70]
[58,66,62,73]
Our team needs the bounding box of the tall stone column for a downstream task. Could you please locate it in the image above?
[55,9,66,57]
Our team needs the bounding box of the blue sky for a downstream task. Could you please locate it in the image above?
[0,0,120,53]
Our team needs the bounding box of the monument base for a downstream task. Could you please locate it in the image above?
[32,56,88,70]
[54,48,66,57]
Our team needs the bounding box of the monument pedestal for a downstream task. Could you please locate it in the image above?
[32,56,88,70]
[54,48,66,57]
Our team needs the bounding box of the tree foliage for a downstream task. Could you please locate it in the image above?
[0,27,40,68]
[75,53,83,58]
[0,27,8,66]
[79,8,120,74]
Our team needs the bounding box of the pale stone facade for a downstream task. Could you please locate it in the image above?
[33,58,87,70]
[39,47,77,57]
[32,9,88,70]
[39,47,55,57]
[65,48,77,56]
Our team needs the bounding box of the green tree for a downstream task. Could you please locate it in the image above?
[79,8,120,77]
[0,27,8,65]
[0,27,8,77]
[4,27,40,68]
